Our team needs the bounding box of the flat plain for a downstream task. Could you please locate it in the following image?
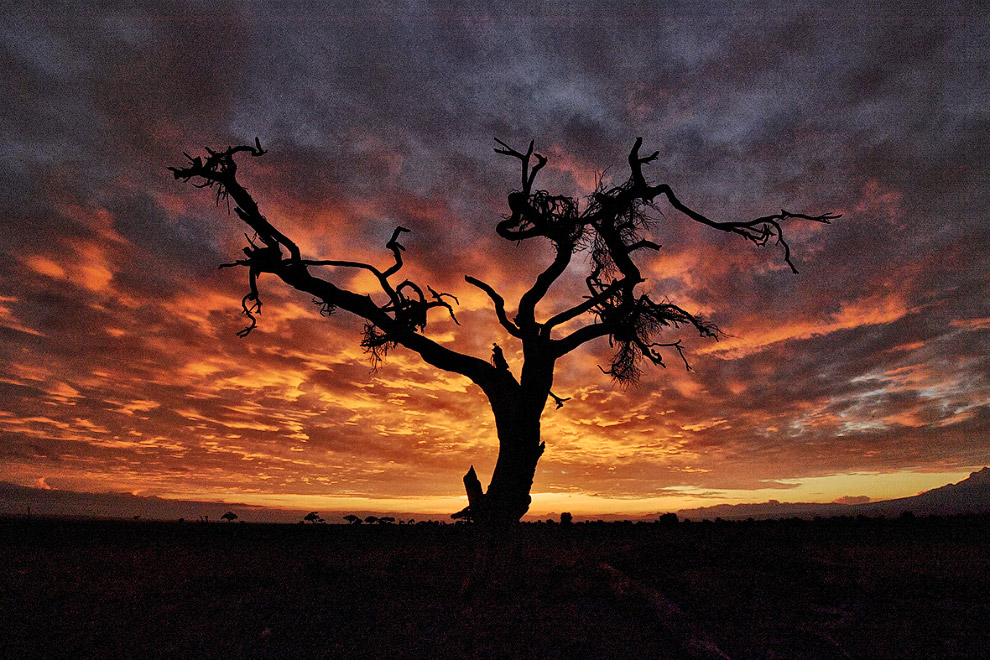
[2,516,988,659]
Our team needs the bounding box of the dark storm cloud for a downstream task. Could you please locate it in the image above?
[1,1,987,510]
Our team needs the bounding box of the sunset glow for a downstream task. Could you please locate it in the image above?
[2,3,987,519]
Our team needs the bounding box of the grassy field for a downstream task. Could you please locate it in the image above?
[2,516,988,659]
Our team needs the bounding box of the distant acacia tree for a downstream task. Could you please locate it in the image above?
[171,138,835,531]
[303,511,324,524]
[221,511,238,523]
[343,514,363,525]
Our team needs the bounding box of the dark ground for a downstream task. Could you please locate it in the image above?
[1,516,988,659]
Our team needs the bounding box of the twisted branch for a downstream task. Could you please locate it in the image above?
[171,143,489,379]
[465,276,523,338]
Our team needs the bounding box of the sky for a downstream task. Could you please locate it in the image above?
[1,1,988,518]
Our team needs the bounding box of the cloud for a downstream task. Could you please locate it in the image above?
[0,1,987,513]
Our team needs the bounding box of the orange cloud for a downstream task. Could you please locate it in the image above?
[701,293,909,358]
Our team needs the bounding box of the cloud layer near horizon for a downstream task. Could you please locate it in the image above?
[1,2,987,509]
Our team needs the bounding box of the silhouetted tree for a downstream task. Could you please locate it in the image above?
[171,138,835,532]
[364,516,380,525]
[221,511,238,523]
[303,511,322,524]
[560,512,573,526]
[343,514,363,525]
[658,512,678,526]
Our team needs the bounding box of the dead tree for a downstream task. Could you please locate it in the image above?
[170,137,836,531]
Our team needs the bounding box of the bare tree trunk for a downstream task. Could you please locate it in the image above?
[457,389,546,532]
[485,415,545,528]
[458,401,544,598]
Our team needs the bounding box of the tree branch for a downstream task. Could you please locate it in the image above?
[648,185,839,274]
[427,285,460,325]
[543,277,631,332]
[300,258,398,304]
[515,244,573,331]
[173,144,500,389]
[169,140,302,263]
[383,225,410,278]
[465,276,523,338]
[551,322,612,358]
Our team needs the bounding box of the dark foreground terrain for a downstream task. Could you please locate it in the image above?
[2,516,988,659]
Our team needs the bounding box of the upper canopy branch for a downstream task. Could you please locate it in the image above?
[623,138,840,274]
[169,139,302,263]
[543,276,630,332]
[493,138,580,245]
[493,138,547,196]
[628,136,660,189]
[174,135,832,392]
[300,258,395,299]
[171,142,500,388]
[515,245,573,332]
[465,276,523,338]
[650,184,839,274]
[383,226,411,278]
[301,225,412,308]
[488,136,832,382]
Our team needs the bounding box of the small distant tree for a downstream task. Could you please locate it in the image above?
[658,512,678,526]
[221,511,238,523]
[303,511,323,524]
[378,516,395,525]
[171,137,835,533]
[344,514,363,525]
[560,512,573,526]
